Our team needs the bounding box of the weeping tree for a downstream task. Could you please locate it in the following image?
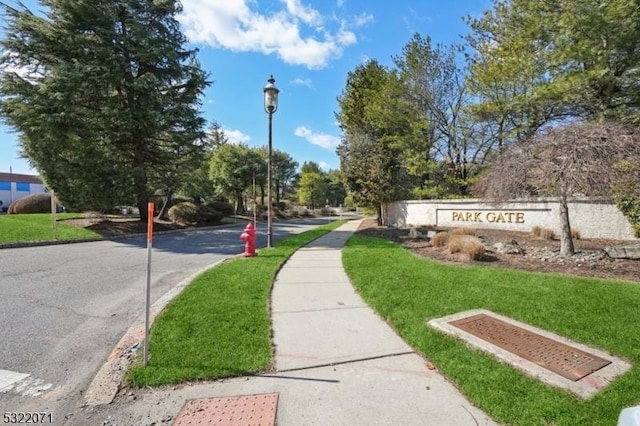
[0,1,209,219]
[473,121,640,255]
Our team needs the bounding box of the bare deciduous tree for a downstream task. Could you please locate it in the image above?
[473,121,640,255]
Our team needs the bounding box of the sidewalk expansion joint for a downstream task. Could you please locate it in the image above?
[272,305,369,315]
[276,351,416,373]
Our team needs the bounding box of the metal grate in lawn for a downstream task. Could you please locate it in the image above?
[449,313,611,381]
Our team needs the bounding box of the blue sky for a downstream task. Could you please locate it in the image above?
[0,0,492,175]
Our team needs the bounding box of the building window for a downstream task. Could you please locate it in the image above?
[0,181,10,191]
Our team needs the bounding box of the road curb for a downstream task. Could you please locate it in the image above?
[83,257,235,406]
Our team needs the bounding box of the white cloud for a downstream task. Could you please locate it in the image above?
[0,51,43,83]
[318,161,332,171]
[353,13,374,27]
[280,0,322,26]
[223,128,251,144]
[291,77,312,87]
[294,126,340,150]
[179,0,359,69]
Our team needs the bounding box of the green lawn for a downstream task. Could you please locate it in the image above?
[342,234,640,426]
[0,213,100,243]
[127,220,347,387]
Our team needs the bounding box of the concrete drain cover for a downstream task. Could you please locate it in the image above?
[449,314,611,381]
[428,309,632,398]
[173,393,278,426]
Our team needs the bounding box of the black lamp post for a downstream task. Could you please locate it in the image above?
[263,75,279,248]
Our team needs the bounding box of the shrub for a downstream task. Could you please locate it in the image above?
[531,225,542,237]
[448,234,486,260]
[540,227,555,240]
[571,229,581,240]
[278,201,289,211]
[431,231,450,247]
[532,225,555,240]
[8,193,53,214]
[320,207,334,216]
[450,227,475,236]
[206,200,233,216]
[169,202,224,225]
[168,202,200,225]
[290,206,310,217]
[199,205,224,224]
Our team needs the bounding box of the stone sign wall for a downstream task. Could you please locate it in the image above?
[383,198,637,240]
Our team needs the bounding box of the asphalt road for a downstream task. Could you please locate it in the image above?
[0,218,337,421]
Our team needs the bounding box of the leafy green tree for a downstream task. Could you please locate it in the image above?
[325,169,346,207]
[209,143,265,214]
[255,147,297,208]
[272,150,298,206]
[300,161,322,174]
[394,33,488,196]
[297,170,328,209]
[0,0,209,219]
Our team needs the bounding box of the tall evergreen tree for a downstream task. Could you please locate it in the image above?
[336,60,411,224]
[465,0,640,128]
[0,0,209,219]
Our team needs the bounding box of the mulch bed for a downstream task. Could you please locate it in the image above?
[355,219,640,283]
[61,216,207,237]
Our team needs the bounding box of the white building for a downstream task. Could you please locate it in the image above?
[0,172,47,212]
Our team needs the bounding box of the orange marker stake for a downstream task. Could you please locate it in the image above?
[144,202,154,365]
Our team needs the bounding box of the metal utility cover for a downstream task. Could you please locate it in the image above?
[449,314,611,381]
[173,393,278,426]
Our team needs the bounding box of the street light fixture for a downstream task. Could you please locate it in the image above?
[263,75,279,248]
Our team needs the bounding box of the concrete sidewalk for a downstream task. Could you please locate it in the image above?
[73,219,497,426]
[267,219,496,425]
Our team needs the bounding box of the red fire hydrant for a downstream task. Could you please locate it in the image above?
[240,222,257,257]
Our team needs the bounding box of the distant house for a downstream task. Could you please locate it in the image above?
[0,172,47,212]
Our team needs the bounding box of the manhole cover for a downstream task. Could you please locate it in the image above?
[173,393,278,426]
[449,314,611,381]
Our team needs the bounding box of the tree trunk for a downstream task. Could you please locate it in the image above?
[376,204,382,226]
[260,183,265,207]
[134,168,150,222]
[235,191,245,214]
[156,189,172,220]
[559,189,575,256]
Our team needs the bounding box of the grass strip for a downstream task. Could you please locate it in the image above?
[127,219,347,387]
[343,234,640,426]
[0,213,99,243]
